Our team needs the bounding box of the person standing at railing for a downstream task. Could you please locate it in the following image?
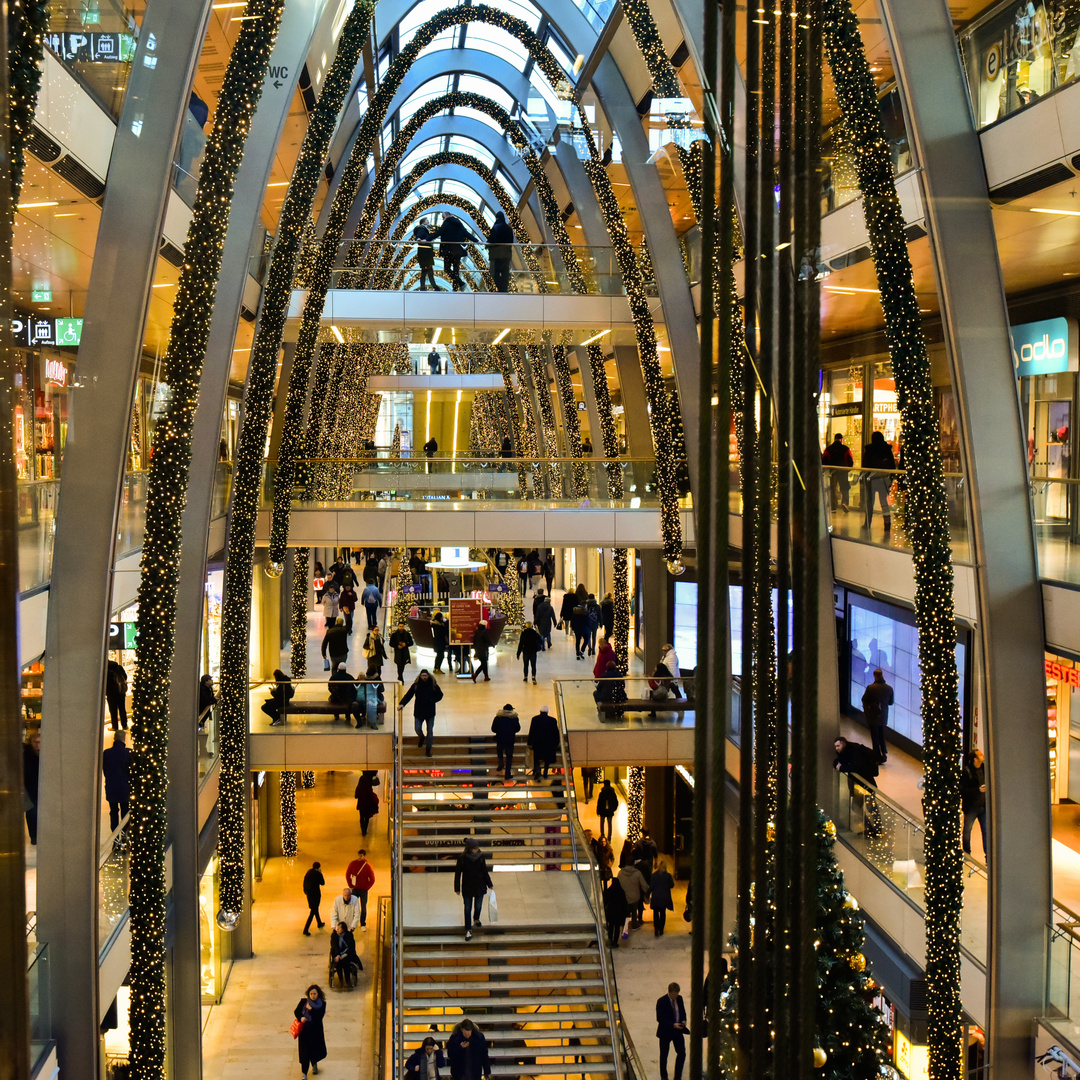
[102,730,131,834]
[822,432,854,513]
[430,214,475,292]
[413,224,439,291]
[833,736,879,796]
[198,673,216,731]
[423,437,438,460]
[486,211,514,293]
[861,429,896,535]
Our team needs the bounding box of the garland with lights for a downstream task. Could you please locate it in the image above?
[550,336,589,499]
[126,3,284,1072]
[390,547,413,628]
[618,0,681,97]
[507,343,543,496]
[290,546,310,679]
[582,157,683,565]
[822,2,963,1072]
[717,811,890,1077]
[8,0,49,204]
[213,0,374,928]
[626,767,646,846]
[528,340,563,497]
[280,770,298,858]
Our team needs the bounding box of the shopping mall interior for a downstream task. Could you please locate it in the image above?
[7,0,1080,1077]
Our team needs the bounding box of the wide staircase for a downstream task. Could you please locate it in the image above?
[392,732,625,1080]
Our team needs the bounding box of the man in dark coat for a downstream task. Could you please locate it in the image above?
[338,583,358,635]
[302,861,326,934]
[833,736,880,794]
[431,611,450,673]
[516,622,542,684]
[534,595,555,651]
[570,598,591,660]
[486,211,514,292]
[596,779,619,841]
[961,748,988,859]
[322,618,349,672]
[399,669,444,755]
[649,860,675,936]
[454,837,493,939]
[822,431,855,512]
[428,347,442,374]
[861,668,895,763]
[102,730,132,832]
[603,878,629,948]
[471,621,491,682]
[491,704,521,780]
[656,983,688,1080]
[106,658,128,731]
[328,665,363,727]
[447,1019,492,1080]
[23,732,39,845]
[862,429,897,533]
[414,224,438,291]
[431,214,474,291]
[261,669,294,726]
[527,705,560,780]
[389,622,415,684]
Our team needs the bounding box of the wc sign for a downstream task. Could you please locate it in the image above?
[1012,317,1078,376]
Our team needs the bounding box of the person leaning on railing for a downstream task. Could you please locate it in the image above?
[486,211,514,293]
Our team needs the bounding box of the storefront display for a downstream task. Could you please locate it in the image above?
[21,662,43,727]
[1042,653,1080,802]
[200,856,232,1003]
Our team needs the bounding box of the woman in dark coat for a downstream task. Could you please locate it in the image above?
[294,984,327,1077]
[603,878,629,948]
[471,621,491,682]
[355,773,380,836]
[407,1038,446,1080]
[559,590,576,638]
[649,860,676,936]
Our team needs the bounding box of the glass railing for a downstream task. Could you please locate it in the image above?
[28,941,52,1073]
[294,240,625,296]
[212,461,232,519]
[554,676,696,731]
[44,0,140,119]
[832,771,987,967]
[199,701,218,783]
[1045,899,1080,1044]
[821,465,971,563]
[1026,476,1080,587]
[98,814,130,956]
[263,456,672,509]
[173,110,208,209]
[17,480,60,594]
[248,676,401,733]
[959,0,1080,130]
[116,470,149,559]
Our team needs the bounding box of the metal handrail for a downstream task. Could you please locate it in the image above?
[552,695,626,1080]
[280,455,657,465]
[392,674,405,1080]
[821,464,965,479]
[98,812,130,867]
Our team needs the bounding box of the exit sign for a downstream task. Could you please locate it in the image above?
[31,288,52,303]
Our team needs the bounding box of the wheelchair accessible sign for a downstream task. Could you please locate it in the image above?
[1012,317,1078,376]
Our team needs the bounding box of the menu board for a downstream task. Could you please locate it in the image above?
[449,598,483,644]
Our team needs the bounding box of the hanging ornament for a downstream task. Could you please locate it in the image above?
[823,819,837,838]
[843,892,860,910]
[265,561,285,579]
[666,557,685,576]
[813,1047,827,1068]
[216,908,241,932]
[766,819,776,842]
[849,952,867,972]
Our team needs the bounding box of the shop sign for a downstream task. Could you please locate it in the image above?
[831,401,862,418]
[44,31,136,63]
[12,316,83,348]
[43,358,68,387]
[108,621,139,650]
[1011,317,1078,376]
[487,582,510,593]
[894,1031,929,1080]
[1045,658,1080,688]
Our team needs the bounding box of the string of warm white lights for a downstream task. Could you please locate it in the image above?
[213,0,374,928]
[280,770,298,858]
[127,2,285,1072]
[528,340,564,498]
[618,0,681,97]
[9,0,49,204]
[550,335,590,499]
[822,2,963,1073]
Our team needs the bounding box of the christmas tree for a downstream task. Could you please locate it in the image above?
[717,808,890,1078]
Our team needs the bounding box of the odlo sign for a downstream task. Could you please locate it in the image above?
[1012,316,1078,377]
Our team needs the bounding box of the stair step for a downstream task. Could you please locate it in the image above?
[402,1010,613,1025]
[404,962,603,976]
[404,979,607,994]
[401,838,573,850]
[404,810,566,821]
[403,996,608,1009]
[404,948,600,961]
[488,1065,617,1077]
[404,926,595,939]
[403,1031,614,1046]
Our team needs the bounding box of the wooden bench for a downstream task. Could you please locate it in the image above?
[281,699,357,722]
[596,699,692,720]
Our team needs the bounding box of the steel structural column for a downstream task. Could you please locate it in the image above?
[168,3,326,1069]
[877,0,1050,1069]
[612,346,652,457]
[37,4,213,1077]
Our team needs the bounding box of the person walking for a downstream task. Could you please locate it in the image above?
[346,849,376,930]
[102,730,131,833]
[585,594,602,656]
[516,554,530,598]
[321,584,340,629]
[471,621,491,682]
[570,595,590,661]
[543,553,555,596]
[517,622,542,684]
[362,627,387,678]
[447,1019,492,1080]
[617,861,649,935]
[431,610,450,673]
[559,589,576,638]
[332,886,361,931]
[414,224,439,291]
[427,346,442,374]
[600,592,614,640]
[321,618,349,673]
[293,985,327,1079]
[649,861,675,936]
[313,559,326,602]
[389,622,415,683]
[261,669,294,726]
[431,213,475,291]
[961,748,988,860]
[486,210,514,292]
[655,983,688,1080]
[535,593,555,651]
[355,773,380,837]
[407,1038,446,1080]
[822,431,855,512]
[338,583,358,636]
[302,862,326,935]
[454,837,493,939]
[603,877,629,948]
[597,778,619,841]
[862,429,897,534]
[491,703,521,780]
[861,668,894,763]
[361,580,382,630]
[198,673,216,730]
[400,669,444,756]
[23,732,40,845]
[106,658,128,731]
[527,705,560,781]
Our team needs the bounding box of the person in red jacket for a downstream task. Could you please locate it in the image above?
[345,849,376,930]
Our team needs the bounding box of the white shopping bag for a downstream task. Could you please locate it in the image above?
[488,889,498,923]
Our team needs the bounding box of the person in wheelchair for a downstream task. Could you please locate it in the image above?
[329,921,361,989]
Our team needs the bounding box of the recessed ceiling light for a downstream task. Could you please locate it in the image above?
[18,201,59,209]
[1030,207,1080,216]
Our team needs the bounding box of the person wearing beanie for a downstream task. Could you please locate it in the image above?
[527,705,560,781]
[491,703,521,781]
[454,837,493,940]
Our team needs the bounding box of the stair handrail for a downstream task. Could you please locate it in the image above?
[552,700,626,1080]
[392,678,405,1080]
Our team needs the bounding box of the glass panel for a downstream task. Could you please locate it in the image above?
[457,74,515,112]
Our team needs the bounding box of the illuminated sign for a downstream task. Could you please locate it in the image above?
[12,316,83,348]
[55,318,83,346]
[45,31,136,63]
[831,401,862,418]
[108,622,140,650]
[894,1031,929,1080]
[31,288,52,303]
[1046,658,1080,688]
[43,358,69,387]
[1012,317,1078,376]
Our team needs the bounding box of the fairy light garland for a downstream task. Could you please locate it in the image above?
[550,335,589,498]
[507,343,543,495]
[822,2,962,1073]
[280,770,298,857]
[528,340,563,497]
[9,0,49,204]
[126,2,284,1069]
[626,767,645,844]
[618,0,681,97]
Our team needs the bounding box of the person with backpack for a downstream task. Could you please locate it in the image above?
[570,597,591,661]
[585,594,602,656]
[597,779,619,840]
[862,429,897,535]
[413,223,439,291]
[430,213,475,292]
[361,580,382,630]
[822,432,855,513]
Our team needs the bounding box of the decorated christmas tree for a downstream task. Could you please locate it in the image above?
[717,809,890,1078]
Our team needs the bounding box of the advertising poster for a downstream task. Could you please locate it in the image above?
[449,597,483,644]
